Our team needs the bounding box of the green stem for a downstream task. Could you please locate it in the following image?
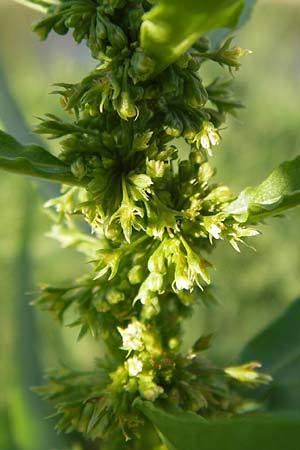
[14,0,48,12]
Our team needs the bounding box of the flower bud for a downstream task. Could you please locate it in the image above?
[164,110,184,137]
[127,356,143,377]
[116,91,138,120]
[105,19,128,50]
[106,288,125,305]
[225,362,272,385]
[168,337,180,350]
[128,265,145,285]
[53,18,68,36]
[145,272,164,293]
[194,36,210,52]
[184,74,208,108]
[148,246,166,273]
[71,157,87,180]
[138,376,164,402]
[118,320,145,352]
[130,48,156,82]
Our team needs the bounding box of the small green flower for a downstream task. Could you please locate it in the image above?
[111,201,144,243]
[110,175,145,242]
[203,37,252,70]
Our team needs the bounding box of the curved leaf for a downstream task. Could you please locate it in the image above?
[0,130,84,186]
[207,0,256,48]
[225,156,300,222]
[141,0,244,74]
[135,400,300,450]
[240,299,300,410]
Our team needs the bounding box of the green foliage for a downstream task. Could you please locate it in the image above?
[207,0,257,48]
[135,400,300,450]
[140,0,244,73]
[0,130,82,185]
[240,299,300,411]
[225,157,300,222]
[2,0,300,448]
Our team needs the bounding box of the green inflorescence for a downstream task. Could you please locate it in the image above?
[16,1,271,448]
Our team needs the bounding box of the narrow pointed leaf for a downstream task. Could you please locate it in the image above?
[225,156,300,222]
[240,299,300,410]
[141,0,244,74]
[0,130,84,186]
[135,400,300,450]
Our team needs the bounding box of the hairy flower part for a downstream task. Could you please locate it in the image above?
[118,321,145,353]
[127,356,144,377]
[111,201,144,243]
[203,37,252,71]
[138,375,164,402]
[194,121,221,156]
[225,362,273,385]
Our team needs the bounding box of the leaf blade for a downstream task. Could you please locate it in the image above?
[140,0,244,74]
[0,130,84,186]
[225,156,300,222]
[207,0,257,48]
[135,400,300,450]
[239,299,300,410]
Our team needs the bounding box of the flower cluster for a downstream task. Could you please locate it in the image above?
[26,0,270,447]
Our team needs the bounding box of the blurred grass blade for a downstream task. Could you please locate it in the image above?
[0,64,63,449]
[14,0,54,12]
[240,299,300,410]
[135,400,300,450]
[140,0,244,74]
[0,130,84,186]
[225,156,300,222]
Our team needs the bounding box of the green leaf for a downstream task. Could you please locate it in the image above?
[141,0,244,74]
[225,156,300,222]
[0,130,84,186]
[135,400,300,450]
[207,0,256,48]
[240,299,300,410]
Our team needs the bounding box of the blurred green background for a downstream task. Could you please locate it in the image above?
[0,0,300,449]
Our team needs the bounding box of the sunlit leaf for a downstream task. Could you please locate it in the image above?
[141,0,244,74]
[225,156,300,222]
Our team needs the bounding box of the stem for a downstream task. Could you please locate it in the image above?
[121,174,130,203]
[14,0,48,13]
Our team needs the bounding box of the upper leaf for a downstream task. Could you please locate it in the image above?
[0,130,83,186]
[135,400,300,450]
[225,156,300,222]
[207,0,256,48]
[240,299,300,410]
[140,0,245,74]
